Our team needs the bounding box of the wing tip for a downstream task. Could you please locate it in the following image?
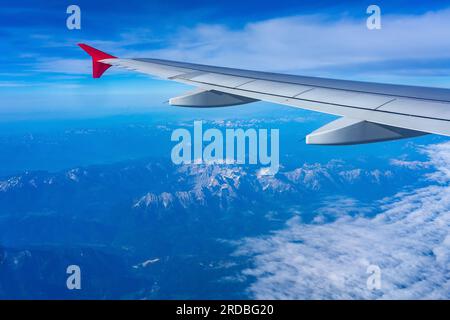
[78,43,116,78]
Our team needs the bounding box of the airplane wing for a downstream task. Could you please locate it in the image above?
[78,43,450,145]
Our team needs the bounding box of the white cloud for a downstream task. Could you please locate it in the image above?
[139,8,450,80]
[390,159,431,170]
[313,196,372,224]
[34,58,90,75]
[26,8,450,84]
[0,81,29,88]
[234,142,450,299]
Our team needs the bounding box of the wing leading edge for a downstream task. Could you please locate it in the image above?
[78,43,450,145]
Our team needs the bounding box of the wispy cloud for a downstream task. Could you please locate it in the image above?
[33,58,90,75]
[134,8,450,82]
[13,7,450,81]
[235,142,450,299]
[313,196,373,224]
[0,81,30,88]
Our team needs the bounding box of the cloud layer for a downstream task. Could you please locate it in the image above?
[145,9,450,82]
[235,142,450,299]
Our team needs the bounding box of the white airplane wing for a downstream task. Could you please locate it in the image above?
[79,43,450,145]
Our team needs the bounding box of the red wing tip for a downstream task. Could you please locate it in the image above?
[78,43,116,78]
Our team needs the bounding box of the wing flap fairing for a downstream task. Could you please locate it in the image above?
[306,117,426,145]
[169,89,258,107]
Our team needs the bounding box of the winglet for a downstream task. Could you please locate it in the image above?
[78,43,117,78]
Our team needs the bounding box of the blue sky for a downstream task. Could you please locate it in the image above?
[2,0,450,118]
